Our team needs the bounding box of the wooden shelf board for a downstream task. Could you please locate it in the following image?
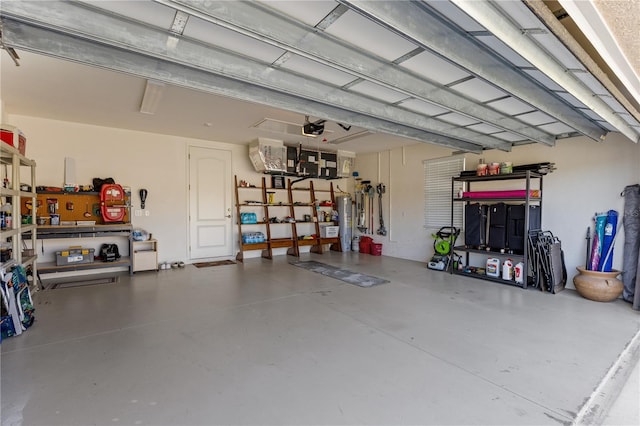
[320,237,339,244]
[240,242,269,251]
[270,238,295,248]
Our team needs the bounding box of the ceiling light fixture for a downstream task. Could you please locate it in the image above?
[139,80,165,114]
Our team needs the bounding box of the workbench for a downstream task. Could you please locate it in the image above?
[23,224,133,288]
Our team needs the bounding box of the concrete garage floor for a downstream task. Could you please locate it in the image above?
[2,253,639,425]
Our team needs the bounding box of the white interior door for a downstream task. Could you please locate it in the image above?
[189,146,233,260]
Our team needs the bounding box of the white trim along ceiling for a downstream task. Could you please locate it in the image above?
[1,0,639,154]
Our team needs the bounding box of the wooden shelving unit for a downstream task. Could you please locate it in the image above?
[234,176,296,262]
[288,179,342,255]
[234,175,343,261]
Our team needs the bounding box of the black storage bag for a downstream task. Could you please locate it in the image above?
[100,243,120,262]
[464,203,487,248]
[93,177,115,192]
[507,204,541,254]
[488,203,508,250]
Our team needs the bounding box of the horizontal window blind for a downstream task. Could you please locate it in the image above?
[424,156,464,229]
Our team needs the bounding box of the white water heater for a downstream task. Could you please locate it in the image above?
[336,194,352,251]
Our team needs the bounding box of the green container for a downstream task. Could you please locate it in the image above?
[500,162,513,174]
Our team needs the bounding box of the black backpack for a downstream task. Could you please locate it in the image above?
[93,177,115,192]
[100,243,120,262]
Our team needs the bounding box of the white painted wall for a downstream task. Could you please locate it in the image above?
[7,115,254,264]
[6,114,350,264]
[353,133,640,287]
[0,100,6,124]
[7,114,640,287]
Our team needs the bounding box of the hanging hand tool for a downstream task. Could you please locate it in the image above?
[355,178,367,233]
[366,183,375,234]
[376,183,387,236]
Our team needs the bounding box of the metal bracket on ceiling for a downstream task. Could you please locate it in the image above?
[0,24,20,66]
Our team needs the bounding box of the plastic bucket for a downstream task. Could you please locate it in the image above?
[370,243,383,256]
[359,236,372,254]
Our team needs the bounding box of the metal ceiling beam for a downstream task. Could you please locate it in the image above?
[0,18,485,154]
[0,0,510,151]
[340,0,607,143]
[159,0,553,146]
[453,0,639,144]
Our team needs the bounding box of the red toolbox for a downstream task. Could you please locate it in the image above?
[1,124,26,155]
[100,184,127,223]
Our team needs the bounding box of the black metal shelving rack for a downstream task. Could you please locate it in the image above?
[450,170,543,288]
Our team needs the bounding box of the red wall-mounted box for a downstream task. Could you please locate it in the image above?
[1,124,26,156]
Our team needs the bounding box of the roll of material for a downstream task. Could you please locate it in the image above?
[463,190,540,198]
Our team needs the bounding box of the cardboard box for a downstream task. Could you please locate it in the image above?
[320,225,339,238]
[55,248,95,266]
[1,124,26,156]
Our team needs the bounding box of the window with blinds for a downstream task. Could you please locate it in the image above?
[424,155,465,229]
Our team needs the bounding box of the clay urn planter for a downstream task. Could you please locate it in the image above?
[573,267,623,302]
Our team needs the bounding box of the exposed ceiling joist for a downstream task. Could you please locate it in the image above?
[1,0,638,152]
[341,0,606,142]
[451,0,639,144]
[157,0,552,146]
[0,19,484,154]
[0,0,507,152]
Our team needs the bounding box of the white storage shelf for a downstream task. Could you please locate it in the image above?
[1,143,38,289]
[133,239,158,272]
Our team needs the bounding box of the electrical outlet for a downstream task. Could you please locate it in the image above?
[145,210,150,216]
[135,209,142,217]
